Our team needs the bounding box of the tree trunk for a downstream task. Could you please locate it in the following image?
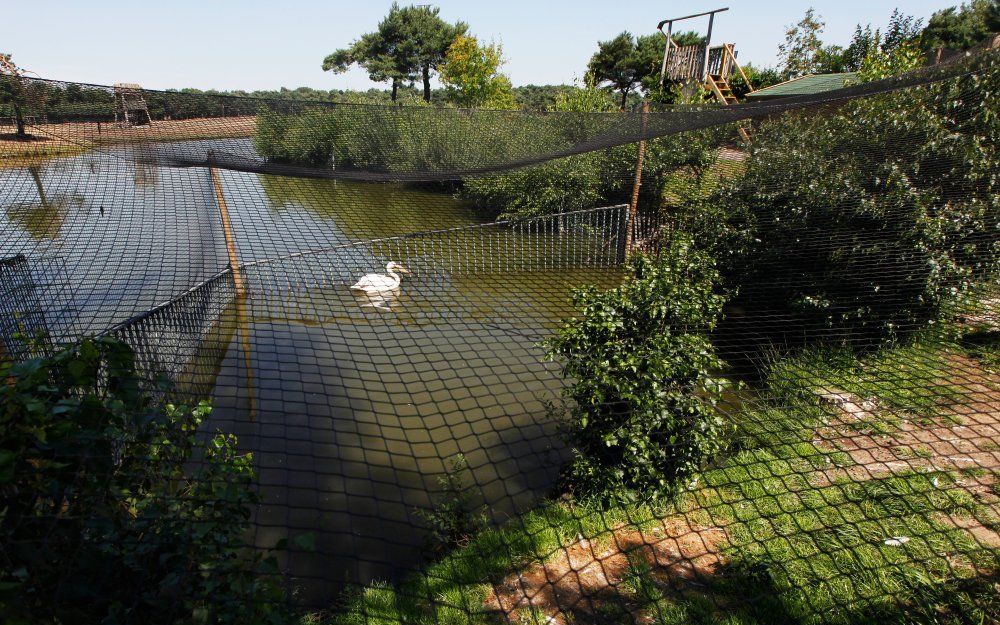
[422,64,431,102]
[391,79,399,102]
[28,166,48,208]
[620,89,629,110]
[13,102,26,137]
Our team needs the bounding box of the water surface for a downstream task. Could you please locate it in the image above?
[0,142,623,604]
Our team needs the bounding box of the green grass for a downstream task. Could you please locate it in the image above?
[335,331,998,625]
[766,343,965,417]
[336,453,996,624]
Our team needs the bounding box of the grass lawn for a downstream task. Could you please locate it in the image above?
[335,327,999,625]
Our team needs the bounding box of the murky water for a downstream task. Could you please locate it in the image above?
[0,142,623,603]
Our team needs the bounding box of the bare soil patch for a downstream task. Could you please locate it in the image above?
[486,520,726,624]
[0,117,256,166]
[814,353,1000,546]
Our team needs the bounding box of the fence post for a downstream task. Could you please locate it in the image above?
[207,150,246,298]
[207,151,256,419]
[625,101,650,259]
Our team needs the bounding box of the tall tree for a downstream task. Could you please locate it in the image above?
[817,9,923,74]
[322,3,464,102]
[587,32,644,109]
[323,28,413,101]
[395,5,467,102]
[921,0,999,51]
[778,8,826,78]
[882,9,924,54]
[439,34,516,109]
[0,53,32,137]
[841,24,882,72]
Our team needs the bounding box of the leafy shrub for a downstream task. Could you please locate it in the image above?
[692,52,1000,343]
[547,237,729,503]
[0,337,291,625]
[458,152,605,219]
[415,454,487,555]
[458,124,728,221]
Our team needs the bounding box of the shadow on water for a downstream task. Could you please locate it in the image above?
[1,140,625,604]
[183,267,621,604]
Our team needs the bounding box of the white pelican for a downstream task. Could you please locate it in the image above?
[350,261,411,294]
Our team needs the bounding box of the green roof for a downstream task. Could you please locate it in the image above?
[746,73,858,100]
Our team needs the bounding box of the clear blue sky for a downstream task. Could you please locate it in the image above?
[5,1,962,91]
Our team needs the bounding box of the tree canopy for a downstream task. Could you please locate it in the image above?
[321,3,466,102]
[586,32,644,109]
[778,8,827,78]
[921,0,1000,51]
[585,31,699,108]
[439,34,516,109]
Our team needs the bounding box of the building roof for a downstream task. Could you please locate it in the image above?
[746,72,857,100]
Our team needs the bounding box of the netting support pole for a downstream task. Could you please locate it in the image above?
[208,151,246,298]
[207,151,255,420]
[625,101,649,259]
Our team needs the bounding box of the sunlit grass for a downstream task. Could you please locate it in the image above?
[335,328,998,624]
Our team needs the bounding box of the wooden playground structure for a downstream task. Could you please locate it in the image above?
[657,7,750,107]
[113,83,153,127]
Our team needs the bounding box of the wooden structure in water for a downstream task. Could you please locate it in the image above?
[657,8,750,107]
[113,82,152,127]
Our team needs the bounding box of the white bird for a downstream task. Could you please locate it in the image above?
[350,261,411,294]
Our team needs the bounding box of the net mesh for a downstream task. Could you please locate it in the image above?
[1,50,998,624]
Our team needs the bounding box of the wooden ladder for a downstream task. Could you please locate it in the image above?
[705,43,752,143]
[707,74,738,105]
[706,74,750,143]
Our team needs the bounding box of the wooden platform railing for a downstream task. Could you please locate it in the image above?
[664,42,748,85]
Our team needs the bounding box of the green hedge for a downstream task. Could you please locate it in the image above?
[0,338,292,625]
[688,53,1000,343]
[547,238,729,503]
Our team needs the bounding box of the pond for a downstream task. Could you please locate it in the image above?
[0,142,624,604]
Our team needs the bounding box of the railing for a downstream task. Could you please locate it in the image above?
[663,42,747,84]
[663,42,706,82]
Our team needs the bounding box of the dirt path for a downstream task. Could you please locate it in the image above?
[486,519,727,625]
[815,353,1000,546]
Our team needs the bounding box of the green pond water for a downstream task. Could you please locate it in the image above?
[0,143,624,604]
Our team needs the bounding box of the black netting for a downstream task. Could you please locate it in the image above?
[1,50,998,625]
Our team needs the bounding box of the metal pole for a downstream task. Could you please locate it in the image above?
[625,101,650,258]
[703,12,715,81]
[659,21,674,86]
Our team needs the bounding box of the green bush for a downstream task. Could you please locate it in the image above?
[458,125,727,221]
[547,237,729,503]
[692,53,1000,343]
[0,337,291,625]
[255,103,568,176]
[414,454,487,555]
[458,152,605,219]
[253,95,731,222]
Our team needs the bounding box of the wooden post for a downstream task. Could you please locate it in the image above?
[625,101,650,258]
[207,151,255,418]
[659,22,674,86]
[207,151,246,298]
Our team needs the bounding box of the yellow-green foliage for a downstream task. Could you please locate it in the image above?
[439,34,517,110]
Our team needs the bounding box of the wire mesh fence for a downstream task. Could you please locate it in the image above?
[1,50,998,625]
